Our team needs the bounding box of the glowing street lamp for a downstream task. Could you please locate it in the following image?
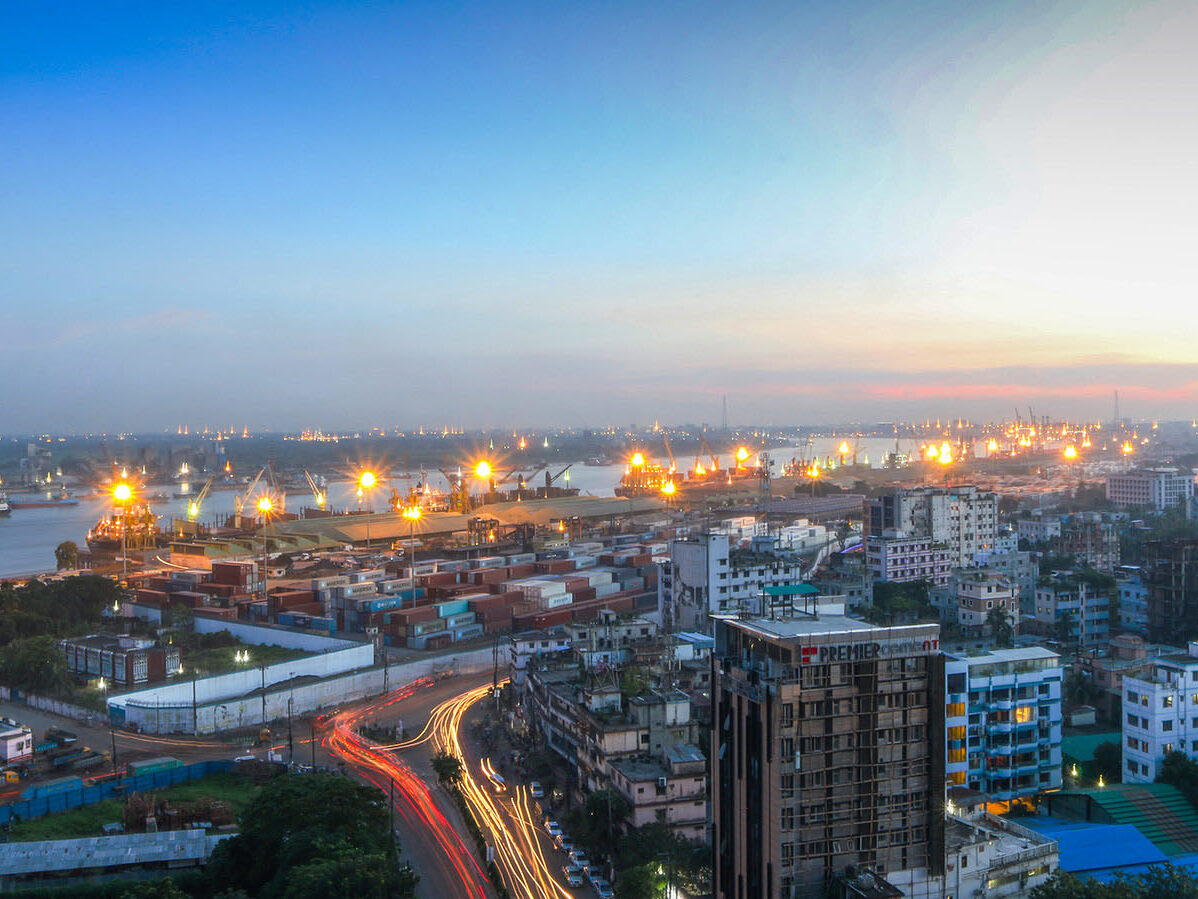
[402,505,422,597]
[1063,445,1078,460]
[474,460,492,479]
[735,446,750,468]
[630,453,645,468]
[258,495,273,600]
[113,483,133,582]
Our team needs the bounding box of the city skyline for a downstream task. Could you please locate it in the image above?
[4,1,1197,431]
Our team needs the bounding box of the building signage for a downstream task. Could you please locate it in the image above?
[800,637,939,665]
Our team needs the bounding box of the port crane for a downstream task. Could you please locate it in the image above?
[697,435,720,475]
[545,464,573,488]
[186,476,216,519]
[662,438,678,474]
[302,470,326,509]
[233,464,280,526]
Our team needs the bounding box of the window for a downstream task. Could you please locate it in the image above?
[1165,696,1175,709]
[1128,691,1140,704]
[1164,720,1174,732]
[1128,713,1138,726]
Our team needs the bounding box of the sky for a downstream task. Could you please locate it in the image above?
[2,0,1197,432]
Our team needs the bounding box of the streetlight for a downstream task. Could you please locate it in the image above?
[402,505,422,600]
[359,471,377,548]
[258,496,273,601]
[113,482,133,583]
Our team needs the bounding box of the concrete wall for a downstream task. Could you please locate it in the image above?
[192,616,359,652]
[111,645,509,735]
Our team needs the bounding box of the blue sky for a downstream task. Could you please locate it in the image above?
[2,1,1196,431]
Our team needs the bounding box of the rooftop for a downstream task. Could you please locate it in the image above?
[0,830,229,877]
[948,647,1061,665]
[715,612,936,643]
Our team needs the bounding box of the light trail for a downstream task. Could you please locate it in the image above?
[323,678,491,899]
[428,682,574,899]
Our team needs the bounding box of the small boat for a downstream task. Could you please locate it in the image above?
[7,488,79,509]
[0,493,10,516]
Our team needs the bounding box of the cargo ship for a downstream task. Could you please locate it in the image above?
[6,488,80,509]
[86,504,168,552]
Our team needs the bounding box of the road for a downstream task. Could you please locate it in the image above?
[410,681,579,899]
[321,674,495,899]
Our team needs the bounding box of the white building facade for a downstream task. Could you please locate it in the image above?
[1122,643,1198,782]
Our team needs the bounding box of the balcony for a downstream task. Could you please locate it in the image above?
[988,721,1015,735]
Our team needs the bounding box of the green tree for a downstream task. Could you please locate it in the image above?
[614,863,662,899]
[430,752,463,787]
[1055,610,1076,648]
[987,607,1014,647]
[206,773,417,898]
[0,636,72,693]
[1030,862,1198,898]
[119,879,192,899]
[1156,751,1198,808]
[55,541,80,571]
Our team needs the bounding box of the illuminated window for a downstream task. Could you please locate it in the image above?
[1014,706,1034,723]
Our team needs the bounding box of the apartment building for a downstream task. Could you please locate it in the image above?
[711,609,945,898]
[1032,572,1113,648]
[1116,567,1149,635]
[868,485,999,567]
[950,570,1018,637]
[1052,513,1122,572]
[865,532,951,587]
[608,743,707,841]
[944,649,1063,804]
[1107,467,1195,512]
[1143,539,1198,643]
[1122,642,1198,782]
[662,532,804,632]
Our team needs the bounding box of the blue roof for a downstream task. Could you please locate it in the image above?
[675,631,715,645]
[1020,820,1165,873]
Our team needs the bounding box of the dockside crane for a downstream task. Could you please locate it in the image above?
[545,464,573,488]
[302,470,326,509]
[186,475,216,519]
[233,465,276,526]
[662,437,678,474]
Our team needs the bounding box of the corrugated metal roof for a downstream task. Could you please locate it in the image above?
[0,830,228,876]
[1019,820,1164,873]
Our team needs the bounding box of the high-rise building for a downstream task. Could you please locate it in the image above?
[867,486,999,567]
[711,608,944,898]
[865,532,952,587]
[944,648,1063,803]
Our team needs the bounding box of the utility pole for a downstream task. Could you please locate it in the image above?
[310,719,317,769]
[287,697,294,764]
[492,634,499,709]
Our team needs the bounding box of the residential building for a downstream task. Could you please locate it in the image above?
[948,570,1018,637]
[711,608,945,898]
[508,628,571,688]
[565,613,659,668]
[1116,567,1149,635]
[1032,572,1113,648]
[608,743,708,841]
[0,719,33,764]
[1107,468,1195,513]
[1016,513,1062,545]
[938,812,1057,898]
[1051,513,1122,572]
[661,532,803,632]
[1122,641,1198,782]
[944,648,1063,803]
[972,549,1037,617]
[868,485,999,567]
[1079,634,1161,721]
[865,532,951,587]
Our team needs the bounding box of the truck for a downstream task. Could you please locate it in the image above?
[126,757,182,778]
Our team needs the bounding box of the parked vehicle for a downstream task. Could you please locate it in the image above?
[529,780,544,798]
[545,819,562,837]
[565,872,584,887]
[563,861,583,875]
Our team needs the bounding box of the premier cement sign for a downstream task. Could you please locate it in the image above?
[799,636,939,665]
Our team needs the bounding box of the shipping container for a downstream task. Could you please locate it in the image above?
[127,756,182,777]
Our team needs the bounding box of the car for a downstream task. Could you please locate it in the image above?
[588,870,605,887]
[569,851,591,870]
[563,862,583,876]
[558,838,576,854]
[545,820,562,837]
[529,780,544,798]
[565,872,584,888]
[594,884,614,899]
